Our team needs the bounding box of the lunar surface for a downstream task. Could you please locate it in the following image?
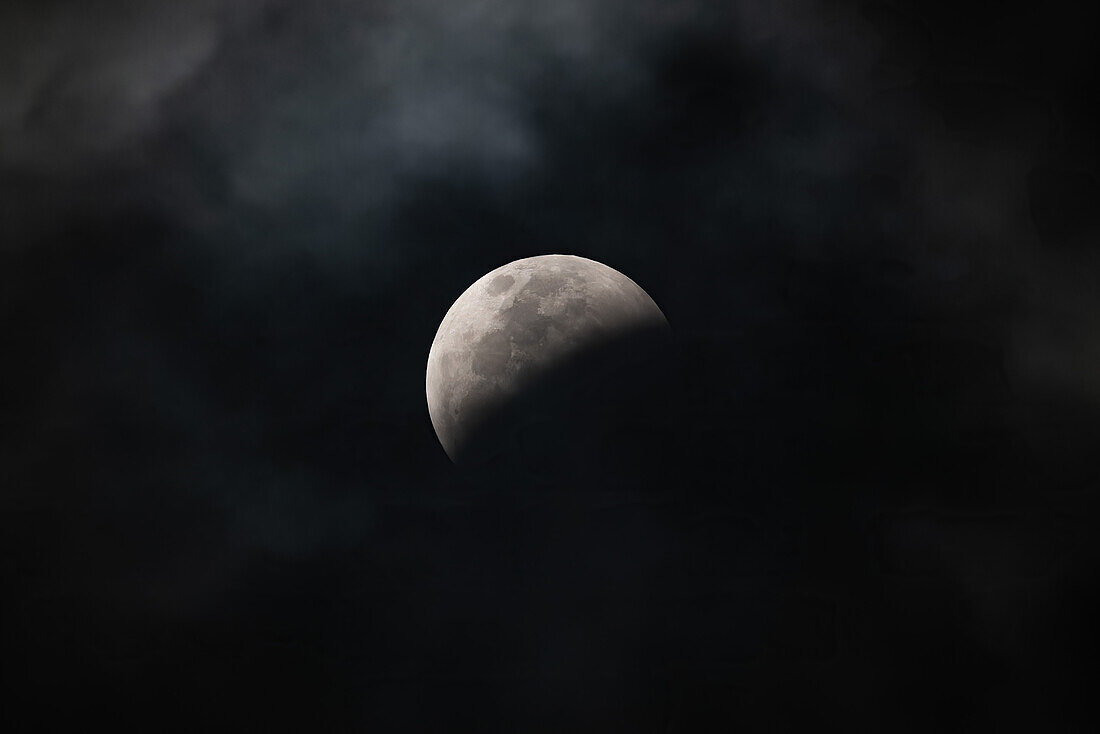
[426,255,670,464]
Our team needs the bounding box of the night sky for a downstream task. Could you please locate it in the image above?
[3,1,1100,731]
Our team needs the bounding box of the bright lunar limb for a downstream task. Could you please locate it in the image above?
[426,254,670,464]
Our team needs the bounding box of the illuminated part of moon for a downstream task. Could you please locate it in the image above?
[426,254,670,464]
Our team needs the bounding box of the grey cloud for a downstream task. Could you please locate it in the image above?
[5,0,1100,577]
[0,1,261,170]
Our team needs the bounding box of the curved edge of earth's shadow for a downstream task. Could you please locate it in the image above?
[449,323,679,487]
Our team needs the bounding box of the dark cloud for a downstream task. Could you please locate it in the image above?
[3,0,1099,730]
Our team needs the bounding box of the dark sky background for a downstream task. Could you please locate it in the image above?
[3,1,1100,731]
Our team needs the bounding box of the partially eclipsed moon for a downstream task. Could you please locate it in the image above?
[426,254,670,464]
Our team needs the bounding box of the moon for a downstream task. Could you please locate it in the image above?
[426,254,671,464]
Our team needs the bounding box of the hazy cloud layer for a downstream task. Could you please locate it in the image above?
[3,3,1099,728]
[5,0,1098,552]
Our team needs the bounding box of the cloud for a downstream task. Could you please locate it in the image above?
[5,0,1100,579]
[0,1,257,170]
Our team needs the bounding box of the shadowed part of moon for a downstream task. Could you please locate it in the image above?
[426,255,672,467]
